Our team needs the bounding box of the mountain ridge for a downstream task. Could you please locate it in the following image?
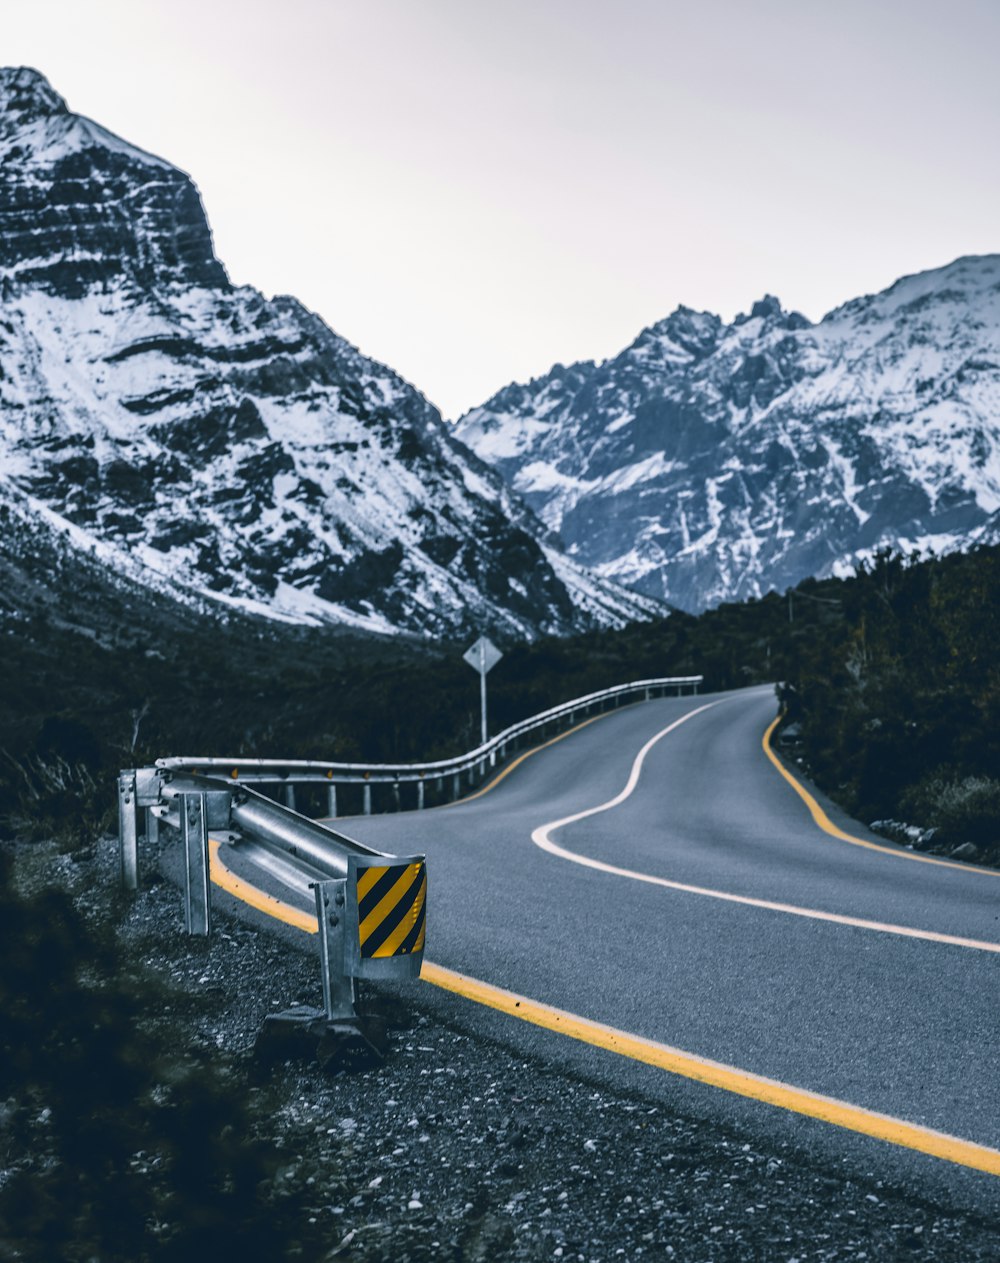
[456,254,1000,610]
[0,66,661,640]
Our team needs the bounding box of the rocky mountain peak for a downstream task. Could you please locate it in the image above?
[456,255,1000,611]
[610,309,723,381]
[750,294,782,319]
[731,294,810,332]
[0,66,227,296]
[0,67,67,141]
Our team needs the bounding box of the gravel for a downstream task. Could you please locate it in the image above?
[10,834,1000,1262]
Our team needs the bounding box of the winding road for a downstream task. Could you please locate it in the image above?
[213,685,1000,1211]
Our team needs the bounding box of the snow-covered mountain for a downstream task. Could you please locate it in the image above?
[456,263,1000,611]
[0,67,660,640]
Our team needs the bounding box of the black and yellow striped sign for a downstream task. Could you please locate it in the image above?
[357,861,426,958]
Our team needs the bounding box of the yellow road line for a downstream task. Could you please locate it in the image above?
[319,701,644,822]
[762,718,1000,877]
[208,838,318,934]
[209,827,1000,1177]
[421,961,1000,1178]
[531,706,1000,953]
[447,711,610,804]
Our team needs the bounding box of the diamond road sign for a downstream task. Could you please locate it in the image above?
[463,635,503,675]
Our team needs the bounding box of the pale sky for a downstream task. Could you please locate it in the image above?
[6,0,999,418]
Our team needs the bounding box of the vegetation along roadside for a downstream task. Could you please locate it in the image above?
[1,544,997,863]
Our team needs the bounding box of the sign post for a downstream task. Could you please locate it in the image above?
[462,635,503,744]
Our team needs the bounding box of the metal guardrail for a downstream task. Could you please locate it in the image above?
[116,674,698,1043]
[118,766,426,1043]
[153,675,703,815]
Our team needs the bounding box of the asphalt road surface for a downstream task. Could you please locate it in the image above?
[218,685,1000,1214]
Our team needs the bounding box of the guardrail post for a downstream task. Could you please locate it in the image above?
[313,879,357,1020]
[327,783,337,817]
[363,782,372,815]
[145,807,159,848]
[118,770,138,891]
[393,779,401,812]
[283,783,297,812]
[452,772,460,799]
[181,792,211,937]
[417,780,425,810]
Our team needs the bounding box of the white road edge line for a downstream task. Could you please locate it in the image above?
[531,700,1000,954]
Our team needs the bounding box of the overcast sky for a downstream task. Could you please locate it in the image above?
[7,0,999,418]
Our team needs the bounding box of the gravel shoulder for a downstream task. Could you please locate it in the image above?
[5,833,1000,1263]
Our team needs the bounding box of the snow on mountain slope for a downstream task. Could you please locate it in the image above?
[456,266,1000,611]
[0,67,661,640]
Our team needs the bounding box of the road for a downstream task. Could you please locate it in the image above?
[215,685,1000,1211]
